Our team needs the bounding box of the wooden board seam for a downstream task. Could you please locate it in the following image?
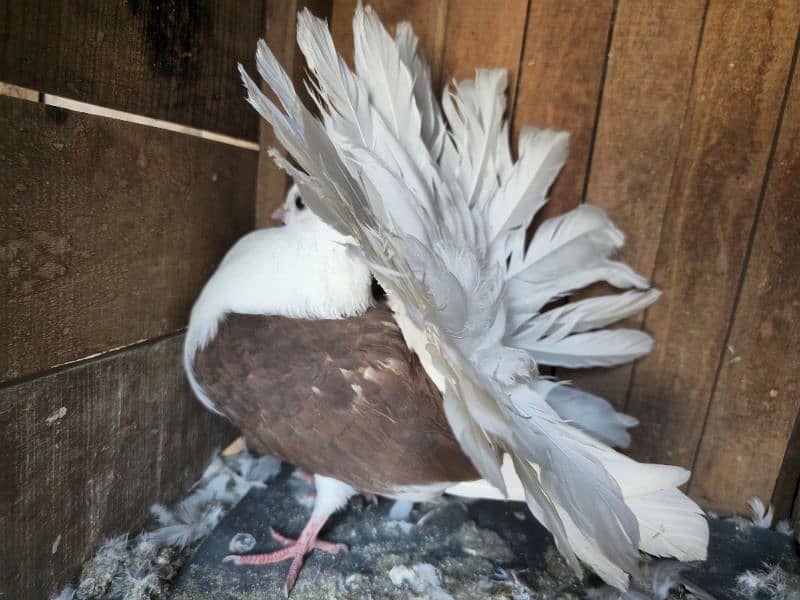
[435,0,452,89]
[0,82,259,151]
[578,0,619,205]
[0,331,186,392]
[508,0,534,123]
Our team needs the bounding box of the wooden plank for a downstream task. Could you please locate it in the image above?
[0,335,236,599]
[625,0,800,470]
[0,0,264,140]
[689,58,800,514]
[562,0,706,409]
[512,0,615,221]
[440,0,528,108]
[256,0,333,228]
[0,96,255,382]
[330,0,449,85]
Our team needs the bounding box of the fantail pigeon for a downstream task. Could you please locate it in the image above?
[184,4,708,596]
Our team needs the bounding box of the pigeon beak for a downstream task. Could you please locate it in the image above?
[271,206,287,222]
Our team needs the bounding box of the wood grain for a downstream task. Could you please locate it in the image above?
[440,0,528,108]
[563,0,706,409]
[626,0,800,470]
[0,0,265,140]
[512,0,615,220]
[689,56,800,514]
[0,334,236,599]
[330,0,449,86]
[256,0,333,228]
[0,96,255,382]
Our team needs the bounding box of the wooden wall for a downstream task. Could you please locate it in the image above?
[0,1,262,596]
[325,0,800,521]
[2,0,799,596]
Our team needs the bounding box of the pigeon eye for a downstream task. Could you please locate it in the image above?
[295,196,306,210]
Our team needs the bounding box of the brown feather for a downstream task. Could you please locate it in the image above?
[192,304,479,495]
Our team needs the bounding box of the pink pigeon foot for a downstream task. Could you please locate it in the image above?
[223,518,347,596]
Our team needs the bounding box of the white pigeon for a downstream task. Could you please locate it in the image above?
[185,3,709,594]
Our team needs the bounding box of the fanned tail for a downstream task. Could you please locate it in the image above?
[534,380,638,448]
[240,3,709,590]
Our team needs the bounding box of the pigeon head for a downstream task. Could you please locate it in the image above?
[272,185,320,227]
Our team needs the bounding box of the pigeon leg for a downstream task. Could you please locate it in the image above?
[388,499,414,521]
[223,475,356,596]
[294,469,315,485]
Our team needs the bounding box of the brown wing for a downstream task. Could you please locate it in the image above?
[192,304,478,495]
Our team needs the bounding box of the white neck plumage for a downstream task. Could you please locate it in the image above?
[183,219,373,413]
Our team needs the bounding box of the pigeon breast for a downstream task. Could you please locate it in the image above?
[192,303,479,497]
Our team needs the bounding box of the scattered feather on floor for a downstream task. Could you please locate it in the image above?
[492,568,536,600]
[388,563,455,600]
[748,497,775,529]
[51,448,281,600]
[728,497,794,538]
[735,564,800,600]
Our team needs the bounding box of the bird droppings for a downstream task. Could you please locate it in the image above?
[52,534,63,554]
[46,405,68,425]
[229,533,257,554]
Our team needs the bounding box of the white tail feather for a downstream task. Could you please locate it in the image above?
[534,380,638,448]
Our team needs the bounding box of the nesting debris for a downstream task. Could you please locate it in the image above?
[388,563,454,599]
[492,568,536,600]
[735,564,800,599]
[58,465,799,599]
[51,449,281,600]
[171,470,588,600]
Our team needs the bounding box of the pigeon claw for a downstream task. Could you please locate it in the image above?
[268,528,347,554]
[222,522,347,597]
